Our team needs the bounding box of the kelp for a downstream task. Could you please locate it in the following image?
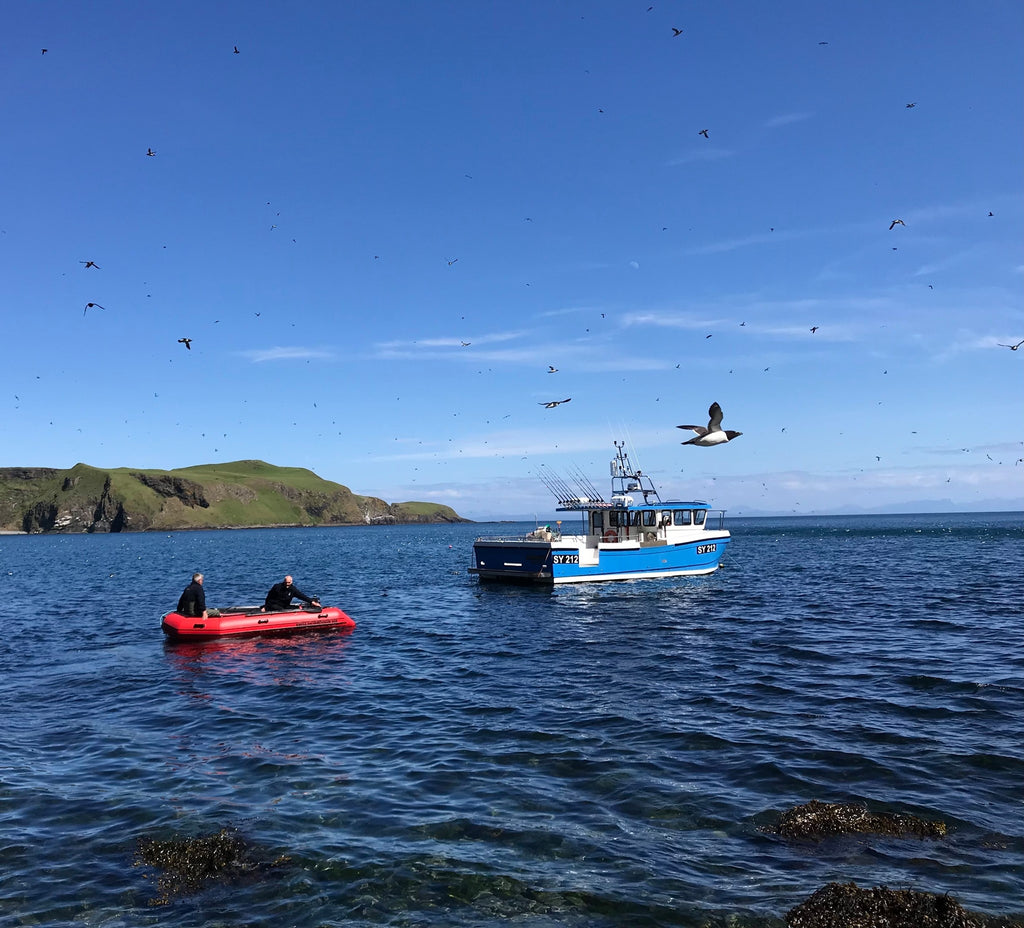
[785,881,1017,928]
[768,800,947,839]
[134,827,290,905]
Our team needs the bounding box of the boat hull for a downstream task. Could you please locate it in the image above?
[470,534,729,584]
[161,605,355,641]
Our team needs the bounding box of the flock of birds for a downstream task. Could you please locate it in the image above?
[25,19,1021,505]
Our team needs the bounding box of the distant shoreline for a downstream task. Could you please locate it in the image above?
[0,520,475,537]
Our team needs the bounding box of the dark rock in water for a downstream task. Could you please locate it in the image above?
[785,881,1006,927]
[134,827,289,905]
[769,800,947,839]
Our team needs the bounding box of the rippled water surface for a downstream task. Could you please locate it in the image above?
[1,513,1022,927]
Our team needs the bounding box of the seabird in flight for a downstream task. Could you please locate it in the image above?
[540,398,571,408]
[677,402,742,446]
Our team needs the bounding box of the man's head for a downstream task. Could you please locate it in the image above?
[284,575,293,586]
[193,572,204,584]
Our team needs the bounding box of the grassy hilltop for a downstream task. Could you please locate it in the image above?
[0,460,467,533]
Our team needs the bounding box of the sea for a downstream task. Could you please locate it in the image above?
[0,512,1021,928]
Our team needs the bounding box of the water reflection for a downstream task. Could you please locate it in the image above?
[163,629,356,692]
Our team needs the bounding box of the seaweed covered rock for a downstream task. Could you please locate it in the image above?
[785,882,992,927]
[769,800,947,839]
[134,827,289,905]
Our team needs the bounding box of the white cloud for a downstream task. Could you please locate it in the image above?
[620,311,724,331]
[375,330,527,352]
[239,346,333,362]
[666,148,734,166]
[763,112,813,129]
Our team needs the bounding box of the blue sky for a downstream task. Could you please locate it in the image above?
[3,1,1022,520]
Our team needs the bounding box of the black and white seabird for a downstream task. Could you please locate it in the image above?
[677,402,742,446]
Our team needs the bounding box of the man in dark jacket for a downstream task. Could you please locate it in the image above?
[264,575,320,612]
[177,572,208,618]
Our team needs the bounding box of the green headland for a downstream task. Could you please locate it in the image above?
[0,460,468,533]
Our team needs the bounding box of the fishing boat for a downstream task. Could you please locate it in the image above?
[469,441,730,584]
[161,604,356,641]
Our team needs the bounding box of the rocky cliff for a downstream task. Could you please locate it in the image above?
[0,460,468,533]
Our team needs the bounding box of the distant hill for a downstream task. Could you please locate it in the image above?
[0,460,469,533]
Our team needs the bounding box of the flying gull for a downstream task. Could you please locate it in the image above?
[540,398,571,408]
[677,402,742,446]
[178,337,192,350]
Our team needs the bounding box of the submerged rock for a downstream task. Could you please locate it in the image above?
[134,827,289,905]
[769,800,947,839]
[785,881,1010,928]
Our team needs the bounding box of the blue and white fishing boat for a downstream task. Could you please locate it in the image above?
[470,441,730,584]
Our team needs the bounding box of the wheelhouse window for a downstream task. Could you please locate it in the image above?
[642,510,656,527]
[694,509,706,525]
[591,512,604,534]
[630,511,642,526]
[673,509,692,525]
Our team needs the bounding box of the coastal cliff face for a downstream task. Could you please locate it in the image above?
[0,461,468,533]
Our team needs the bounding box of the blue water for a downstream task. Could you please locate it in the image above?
[0,512,1021,927]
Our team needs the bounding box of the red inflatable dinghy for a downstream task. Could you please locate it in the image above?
[161,604,355,641]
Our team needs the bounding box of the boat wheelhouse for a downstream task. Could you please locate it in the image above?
[470,441,730,584]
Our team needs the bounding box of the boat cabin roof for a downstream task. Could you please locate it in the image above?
[556,499,711,512]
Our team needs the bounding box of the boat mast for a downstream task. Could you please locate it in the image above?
[611,440,660,504]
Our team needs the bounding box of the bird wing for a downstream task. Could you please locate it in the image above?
[707,402,724,431]
[677,425,709,435]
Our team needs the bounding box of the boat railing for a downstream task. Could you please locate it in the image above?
[475,531,563,543]
[706,510,727,530]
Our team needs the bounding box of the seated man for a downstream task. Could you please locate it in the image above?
[264,574,321,612]
[177,572,208,618]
